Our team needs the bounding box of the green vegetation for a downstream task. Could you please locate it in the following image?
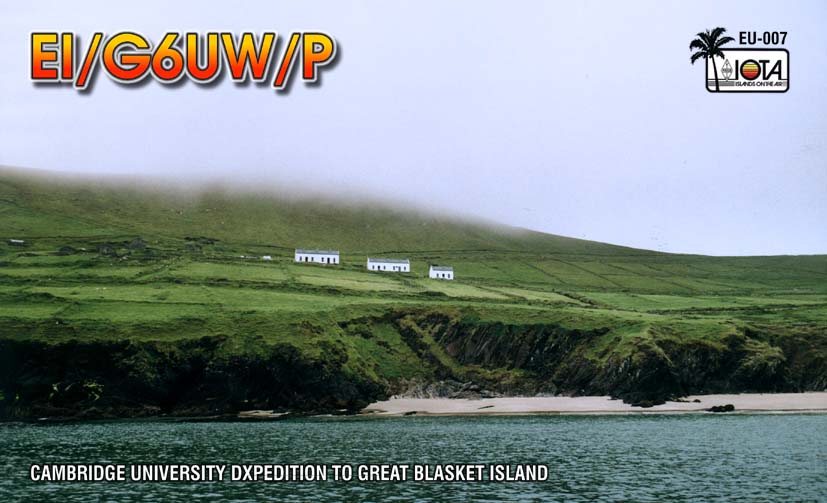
[0,168,825,416]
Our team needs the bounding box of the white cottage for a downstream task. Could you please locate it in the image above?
[294,249,340,265]
[429,265,454,280]
[367,257,410,272]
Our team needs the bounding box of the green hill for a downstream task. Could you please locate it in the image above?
[1,167,825,419]
[0,167,646,256]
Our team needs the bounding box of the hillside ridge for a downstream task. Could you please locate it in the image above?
[1,167,825,419]
[0,167,658,256]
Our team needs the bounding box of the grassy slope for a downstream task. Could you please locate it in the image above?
[0,168,642,255]
[1,168,826,402]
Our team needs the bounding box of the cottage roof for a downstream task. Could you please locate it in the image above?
[295,249,339,255]
[367,257,410,264]
[430,266,453,272]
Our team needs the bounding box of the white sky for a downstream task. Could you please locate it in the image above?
[1,0,825,256]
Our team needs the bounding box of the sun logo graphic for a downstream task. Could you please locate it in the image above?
[690,27,788,93]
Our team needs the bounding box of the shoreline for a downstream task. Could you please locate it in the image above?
[361,392,827,416]
[4,393,826,423]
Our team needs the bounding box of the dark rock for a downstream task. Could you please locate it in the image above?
[128,237,148,250]
[95,243,116,256]
[184,236,219,245]
[0,336,385,421]
[56,246,77,256]
[708,404,735,413]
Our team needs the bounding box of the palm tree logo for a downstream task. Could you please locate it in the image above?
[690,28,735,91]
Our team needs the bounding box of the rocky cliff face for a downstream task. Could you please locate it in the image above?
[0,337,382,420]
[1,310,824,419]
[392,312,824,406]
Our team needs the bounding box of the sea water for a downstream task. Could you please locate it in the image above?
[1,415,826,502]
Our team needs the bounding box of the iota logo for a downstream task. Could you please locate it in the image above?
[690,27,788,93]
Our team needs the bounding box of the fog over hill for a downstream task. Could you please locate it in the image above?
[0,166,654,256]
[2,2,825,255]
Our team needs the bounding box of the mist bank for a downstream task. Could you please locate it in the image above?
[0,165,646,256]
[0,165,479,221]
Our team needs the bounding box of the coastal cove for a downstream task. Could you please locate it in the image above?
[1,172,826,420]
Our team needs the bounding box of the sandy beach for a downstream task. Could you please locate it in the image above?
[362,393,827,416]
